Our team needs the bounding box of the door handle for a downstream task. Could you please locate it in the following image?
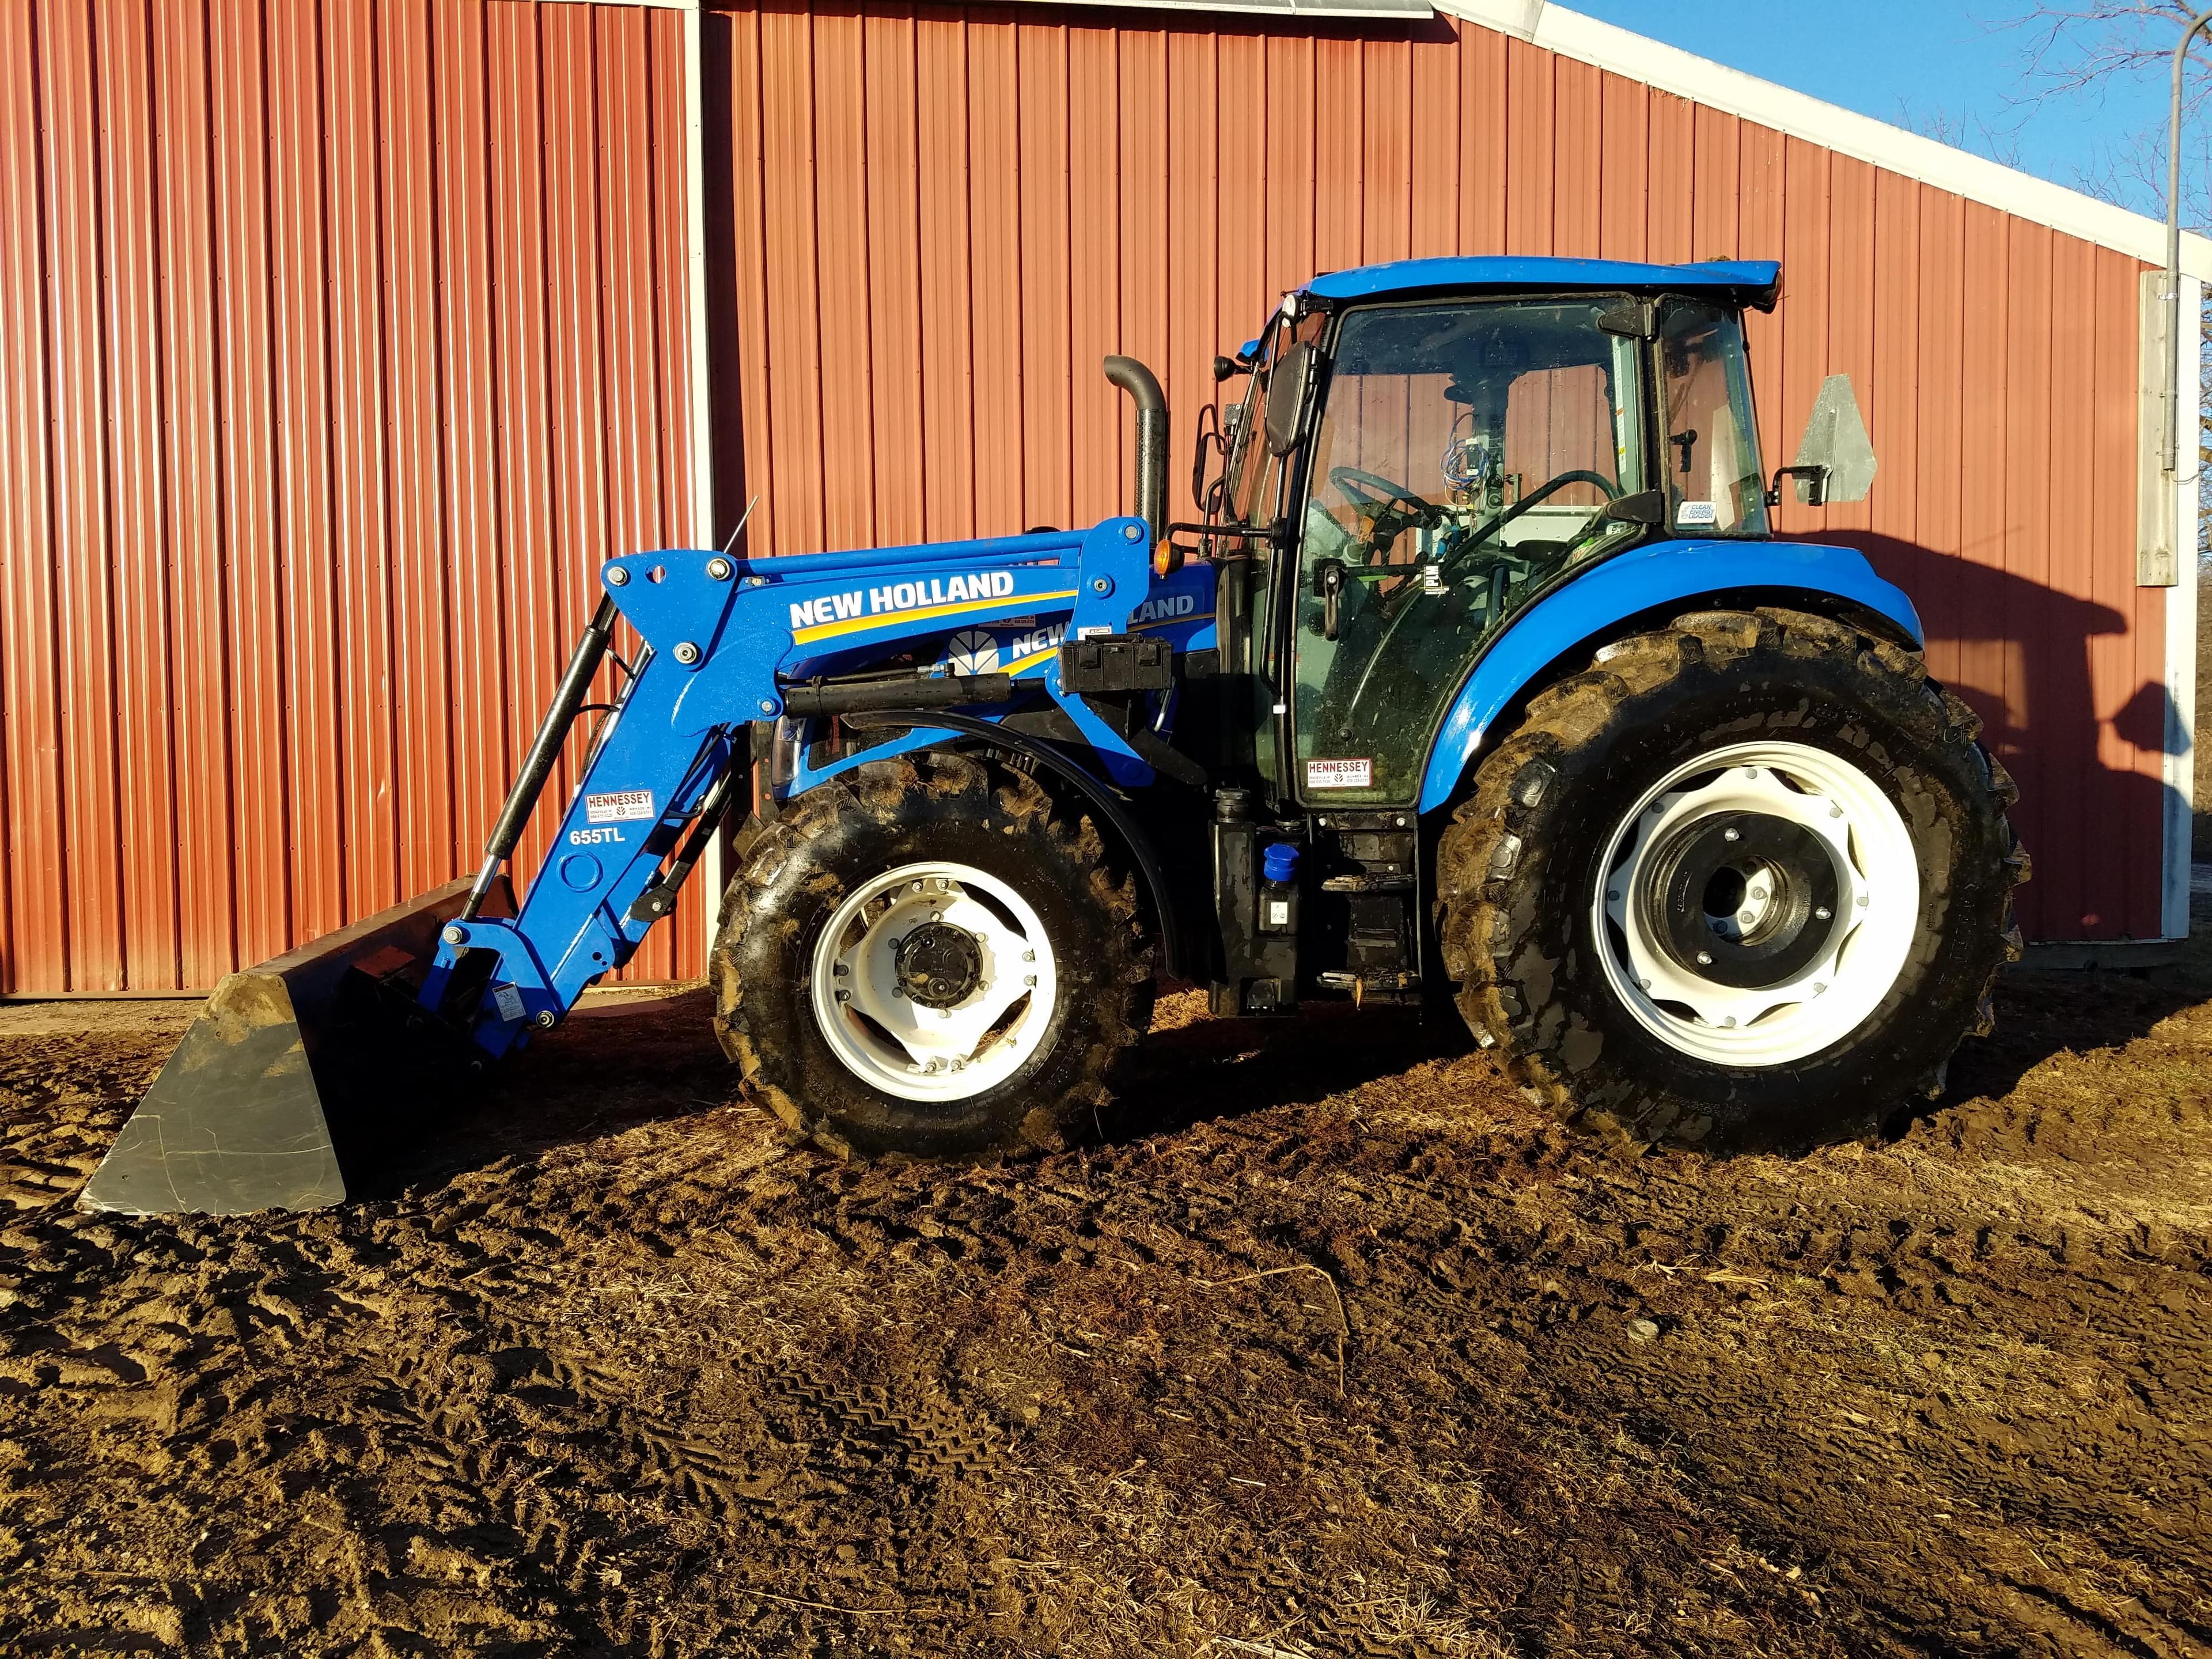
[1316,559,1347,641]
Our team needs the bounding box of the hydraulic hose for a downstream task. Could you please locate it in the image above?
[461,592,621,921]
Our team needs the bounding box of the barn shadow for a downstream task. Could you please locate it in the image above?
[1832,532,2184,945]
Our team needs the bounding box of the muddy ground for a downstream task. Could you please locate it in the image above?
[2,911,2210,1658]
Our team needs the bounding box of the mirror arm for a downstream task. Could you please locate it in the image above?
[1766,464,1830,509]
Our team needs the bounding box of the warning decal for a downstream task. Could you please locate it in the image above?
[1305,758,1373,790]
[586,789,655,825]
[1675,500,1718,527]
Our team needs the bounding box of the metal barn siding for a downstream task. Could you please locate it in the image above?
[0,0,701,995]
[702,1,2183,944]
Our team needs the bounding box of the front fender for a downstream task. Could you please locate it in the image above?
[1416,539,1923,813]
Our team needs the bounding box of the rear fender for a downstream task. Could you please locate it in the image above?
[1416,538,1922,814]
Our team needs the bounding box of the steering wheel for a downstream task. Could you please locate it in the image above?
[1335,468,1626,731]
[1448,468,1621,569]
[1328,465,1439,530]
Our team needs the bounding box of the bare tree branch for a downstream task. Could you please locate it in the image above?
[2000,2,2212,222]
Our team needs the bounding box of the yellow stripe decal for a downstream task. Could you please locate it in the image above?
[791,587,1080,646]
[1007,646,1059,676]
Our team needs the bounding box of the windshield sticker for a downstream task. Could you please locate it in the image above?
[1306,758,1373,790]
[585,789,655,824]
[1676,500,1719,528]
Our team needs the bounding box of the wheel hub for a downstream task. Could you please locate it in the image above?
[809,862,1058,1103]
[894,921,984,1009]
[1593,743,1921,1068]
[1644,810,1841,990]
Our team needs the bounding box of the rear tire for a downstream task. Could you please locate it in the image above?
[711,750,1154,1158]
[1435,608,2028,1152]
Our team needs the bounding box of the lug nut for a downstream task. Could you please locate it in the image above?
[605,565,630,586]
[442,924,467,945]
[1696,950,1713,965]
[835,989,851,1003]
[706,556,733,580]
[1815,906,1831,920]
[673,641,700,664]
[1722,827,1741,843]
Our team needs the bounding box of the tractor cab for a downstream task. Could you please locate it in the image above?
[1190,257,1872,1015]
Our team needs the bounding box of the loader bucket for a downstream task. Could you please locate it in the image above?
[79,876,503,1217]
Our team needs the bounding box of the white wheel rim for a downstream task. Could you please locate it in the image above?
[1590,740,1919,1068]
[809,861,1058,1103]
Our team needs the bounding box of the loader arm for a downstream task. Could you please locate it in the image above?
[420,516,1161,1060]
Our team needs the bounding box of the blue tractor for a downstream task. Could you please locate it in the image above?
[86,256,2027,1214]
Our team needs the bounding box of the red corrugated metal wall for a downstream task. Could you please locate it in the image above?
[0,0,2175,997]
[702,1,2172,942]
[0,0,701,994]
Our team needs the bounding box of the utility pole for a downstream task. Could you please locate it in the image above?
[2161,7,2212,479]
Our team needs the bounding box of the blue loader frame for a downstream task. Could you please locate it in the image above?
[422,516,1161,1060]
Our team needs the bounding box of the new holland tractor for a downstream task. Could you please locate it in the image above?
[86,256,2027,1216]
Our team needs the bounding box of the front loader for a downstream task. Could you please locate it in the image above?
[86,255,2027,1215]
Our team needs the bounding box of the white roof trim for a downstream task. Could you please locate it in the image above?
[1439,0,2212,281]
[1014,0,1434,14]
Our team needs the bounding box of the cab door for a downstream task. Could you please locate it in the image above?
[1287,298,1650,806]
[1214,308,1325,809]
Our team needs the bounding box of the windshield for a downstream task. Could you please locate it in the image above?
[1289,297,1649,803]
[1658,301,1767,535]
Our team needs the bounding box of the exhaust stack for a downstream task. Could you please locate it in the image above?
[1104,355,1166,546]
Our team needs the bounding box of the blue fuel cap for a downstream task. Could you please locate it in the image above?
[1262,842,1300,884]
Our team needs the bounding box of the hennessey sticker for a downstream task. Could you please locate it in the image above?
[1306,759,1373,790]
[585,789,655,824]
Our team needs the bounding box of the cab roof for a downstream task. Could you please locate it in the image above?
[1301,256,1782,312]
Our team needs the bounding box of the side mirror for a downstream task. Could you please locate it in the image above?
[1264,342,1318,457]
[1779,373,1877,506]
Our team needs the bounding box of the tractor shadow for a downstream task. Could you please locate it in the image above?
[1914,892,2212,1122]
[347,988,742,1200]
[347,898,2212,1196]
[1105,991,1476,1141]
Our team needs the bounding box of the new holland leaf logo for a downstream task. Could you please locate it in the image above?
[945,630,1002,673]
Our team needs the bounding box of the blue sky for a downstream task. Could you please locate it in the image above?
[1563,1,2185,219]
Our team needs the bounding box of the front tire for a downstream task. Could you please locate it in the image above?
[1435,608,2028,1152]
[711,751,1154,1158]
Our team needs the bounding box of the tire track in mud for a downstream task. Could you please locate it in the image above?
[4,973,2212,1656]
